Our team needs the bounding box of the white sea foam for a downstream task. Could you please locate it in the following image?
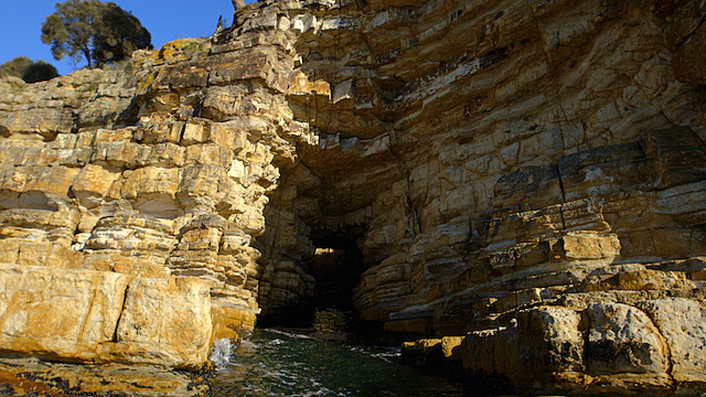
[347,345,401,362]
[264,328,314,340]
[209,338,233,370]
[267,338,284,346]
[237,338,257,352]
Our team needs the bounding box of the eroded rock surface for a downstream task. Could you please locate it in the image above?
[0,0,704,394]
[0,264,210,370]
[0,357,211,396]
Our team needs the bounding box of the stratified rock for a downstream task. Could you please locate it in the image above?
[0,264,212,370]
[0,0,704,394]
[0,357,210,396]
[110,276,213,370]
[461,306,585,387]
[0,264,129,362]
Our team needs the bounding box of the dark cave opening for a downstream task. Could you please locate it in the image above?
[308,226,367,314]
[257,225,380,339]
[306,225,387,341]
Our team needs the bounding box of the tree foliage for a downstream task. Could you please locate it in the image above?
[0,57,59,83]
[41,0,152,69]
[0,57,32,78]
[23,61,60,83]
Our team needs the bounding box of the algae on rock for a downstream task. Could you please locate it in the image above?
[0,0,704,394]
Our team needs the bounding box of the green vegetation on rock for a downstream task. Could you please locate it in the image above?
[0,57,59,83]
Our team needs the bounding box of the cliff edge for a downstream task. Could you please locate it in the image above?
[0,0,704,394]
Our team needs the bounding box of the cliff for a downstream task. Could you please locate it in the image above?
[0,0,704,394]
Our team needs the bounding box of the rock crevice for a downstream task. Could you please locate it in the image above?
[0,0,704,394]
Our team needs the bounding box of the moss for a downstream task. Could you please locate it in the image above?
[183,41,203,52]
[77,83,98,92]
[7,79,24,93]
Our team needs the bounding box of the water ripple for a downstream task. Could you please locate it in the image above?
[212,329,466,397]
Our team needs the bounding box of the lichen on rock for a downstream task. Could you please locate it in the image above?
[0,0,705,394]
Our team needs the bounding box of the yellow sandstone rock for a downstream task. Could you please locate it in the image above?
[110,276,212,370]
[0,0,704,394]
[0,264,129,362]
[0,264,212,370]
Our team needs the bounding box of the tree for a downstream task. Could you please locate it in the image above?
[92,3,153,65]
[0,57,59,83]
[0,57,32,78]
[22,61,60,83]
[41,0,152,69]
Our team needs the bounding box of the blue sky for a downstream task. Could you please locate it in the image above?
[0,0,256,76]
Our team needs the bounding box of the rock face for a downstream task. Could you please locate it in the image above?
[0,0,704,394]
[0,357,211,396]
[0,264,211,370]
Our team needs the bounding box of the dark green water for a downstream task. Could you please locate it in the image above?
[212,329,467,397]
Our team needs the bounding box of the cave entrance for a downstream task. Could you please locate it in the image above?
[303,225,372,339]
[308,226,366,314]
[257,225,369,331]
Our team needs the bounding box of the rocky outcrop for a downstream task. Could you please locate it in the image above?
[0,357,211,396]
[0,0,704,394]
[0,264,210,369]
[461,297,705,394]
[404,294,706,394]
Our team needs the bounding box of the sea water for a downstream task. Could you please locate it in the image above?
[211,329,467,397]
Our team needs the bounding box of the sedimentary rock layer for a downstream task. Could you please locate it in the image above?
[0,264,211,369]
[0,0,704,394]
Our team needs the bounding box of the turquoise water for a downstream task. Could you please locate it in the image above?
[212,329,467,397]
